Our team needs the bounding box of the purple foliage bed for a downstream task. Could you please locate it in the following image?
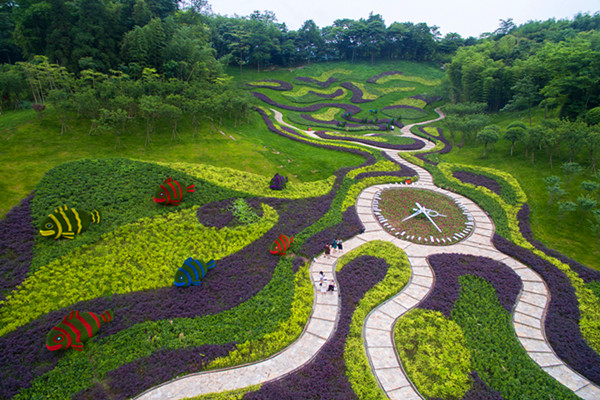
[493,233,600,384]
[518,204,600,283]
[253,92,361,115]
[74,344,236,400]
[0,188,351,398]
[339,82,373,103]
[411,94,442,104]
[309,88,344,98]
[243,255,389,399]
[247,79,293,91]
[295,76,338,88]
[0,194,35,301]
[421,254,521,317]
[414,126,452,165]
[366,70,403,84]
[452,170,502,196]
[312,131,425,151]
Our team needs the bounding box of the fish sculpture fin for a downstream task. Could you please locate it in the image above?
[186,184,195,193]
[90,210,101,224]
[164,177,175,184]
[206,260,216,270]
[71,342,84,351]
[62,232,75,239]
[191,280,202,286]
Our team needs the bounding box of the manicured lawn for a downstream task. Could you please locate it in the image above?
[440,113,600,269]
[0,108,364,218]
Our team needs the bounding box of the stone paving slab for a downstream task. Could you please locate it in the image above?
[514,311,545,329]
[543,365,589,392]
[387,385,424,400]
[514,322,545,340]
[576,384,600,400]
[374,367,412,392]
[369,347,402,369]
[365,327,394,347]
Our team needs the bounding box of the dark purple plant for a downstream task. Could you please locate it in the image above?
[414,127,452,165]
[247,79,293,91]
[461,371,505,400]
[452,171,502,196]
[366,71,403,84]
[73,344,236,400]
[0,191,348,399]
[0,194,36,301]
[411,94,442,105]
[493,233,600,384]
[196,198,236,228]
[243,255,389,400]
[252,92,361,114]
[339,82,373,103]
[420,254,521,317]
[517,204,600,283]
[300,114,389,130]
[295,76,338,88]
[299,207,363,258]
[312,131,426,150]
[308,88,344,98]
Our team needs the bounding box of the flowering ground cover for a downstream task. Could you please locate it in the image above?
[378,188,470,245]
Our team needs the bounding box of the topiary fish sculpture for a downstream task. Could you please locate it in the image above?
[153,177,195,206]
[46,310,113,351]
[39,205,100,239]
[174,257,216,287]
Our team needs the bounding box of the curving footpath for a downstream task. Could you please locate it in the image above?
[136,110,600,400]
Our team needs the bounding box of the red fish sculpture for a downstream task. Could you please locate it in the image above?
[153,177,195,206]
[46,310,113,351]
[270,234,294,256]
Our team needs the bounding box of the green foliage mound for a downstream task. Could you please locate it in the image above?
[30,158,244,270]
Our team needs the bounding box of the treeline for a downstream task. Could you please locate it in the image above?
[0,0,454,73]
[11,55,253,146]
[446,16,600,119]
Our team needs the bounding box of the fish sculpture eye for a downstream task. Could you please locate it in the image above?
[46,223,53,229]
[54,335,63,342]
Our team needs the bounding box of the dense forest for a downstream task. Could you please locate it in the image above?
[0,0,599,121]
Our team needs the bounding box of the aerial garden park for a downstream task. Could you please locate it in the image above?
[2,56,600,400]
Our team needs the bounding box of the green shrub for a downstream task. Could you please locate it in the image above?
[453,275,578,399]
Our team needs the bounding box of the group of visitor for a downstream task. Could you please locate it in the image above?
[323,238,343,258]
[319,271,335,293]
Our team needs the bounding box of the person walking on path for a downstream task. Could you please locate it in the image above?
[324,244,331,258]
[337,238,343,253]
[331,239,338,253]
[327,279,335,292]
[320,277,328,294]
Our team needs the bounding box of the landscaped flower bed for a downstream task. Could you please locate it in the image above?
[376,188,471,245]
[366,70,403,84]
[246,79,293,91]
[295,76,339,88]
[340,82,374,103]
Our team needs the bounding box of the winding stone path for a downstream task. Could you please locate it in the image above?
[135,109,600,400]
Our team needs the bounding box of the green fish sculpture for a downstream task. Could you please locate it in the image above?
[46,310,113,351]
[39,205,101,239]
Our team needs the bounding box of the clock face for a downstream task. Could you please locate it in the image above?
[373,188,473,246]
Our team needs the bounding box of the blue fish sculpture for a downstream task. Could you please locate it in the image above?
[173,258,216,287]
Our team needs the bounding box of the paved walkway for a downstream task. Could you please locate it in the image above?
[136,110,600,400]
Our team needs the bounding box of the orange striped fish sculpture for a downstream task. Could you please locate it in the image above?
[46,310,113,351]
[270,234,294,256]
[153,177,195,206]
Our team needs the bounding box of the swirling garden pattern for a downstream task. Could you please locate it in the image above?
[2,67,600,400]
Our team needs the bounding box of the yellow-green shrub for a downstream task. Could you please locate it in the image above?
[394,308,472,399]
[0,205,278,337]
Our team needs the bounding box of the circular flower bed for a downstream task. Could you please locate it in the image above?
[375,188,472,245]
